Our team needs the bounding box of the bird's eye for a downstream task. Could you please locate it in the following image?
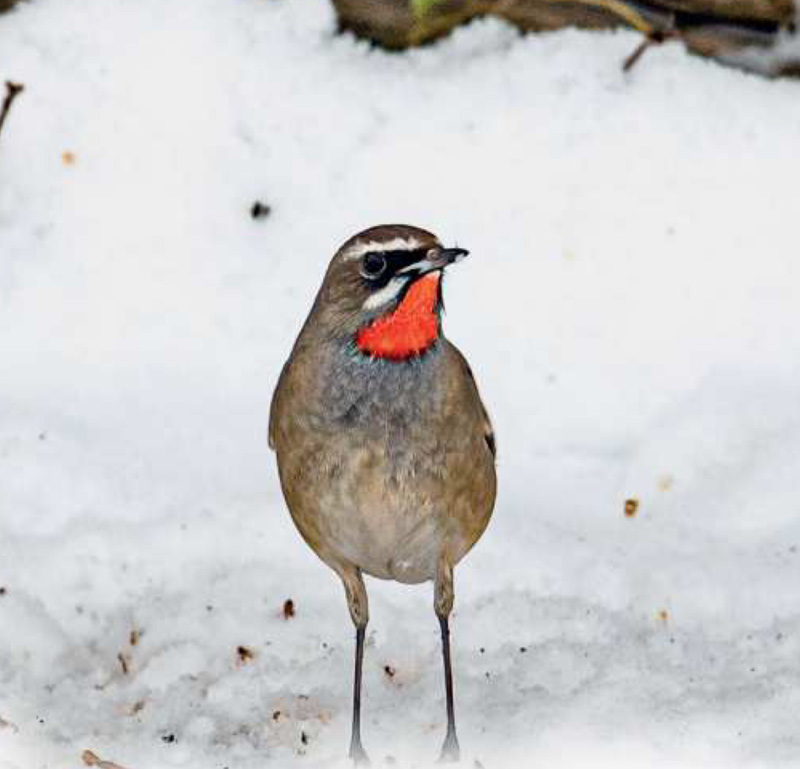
[361,252,387,279]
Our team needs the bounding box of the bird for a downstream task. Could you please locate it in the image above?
[269,224,497,764]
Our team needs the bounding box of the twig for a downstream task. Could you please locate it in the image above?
[622,29,679,72]
[0,81,24,141]
[623,37,656,71]
[81,750,132,769]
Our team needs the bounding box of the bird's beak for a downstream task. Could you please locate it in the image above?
[397,246,469,278]
[434,247,469,266]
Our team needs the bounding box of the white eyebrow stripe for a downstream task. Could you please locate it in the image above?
[343,237,425,261]
[362,276,409,311]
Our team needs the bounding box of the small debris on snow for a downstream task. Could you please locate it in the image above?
[282,598,295,619]
[82,749,132,769]
[62,150,76,165]
[658,475,674,491]
[117,652,130,675]
[250,200,271,220]
[0,714,19,733]
[236,644,255,663]
[624,498,640,517]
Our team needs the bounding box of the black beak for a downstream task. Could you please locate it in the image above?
[404,246,469,275]
[394,245,470,280]
[437,247,469,265]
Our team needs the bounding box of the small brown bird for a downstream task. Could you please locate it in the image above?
[269,224,496,763]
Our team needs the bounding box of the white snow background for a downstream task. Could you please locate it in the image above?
[2,0,800,767]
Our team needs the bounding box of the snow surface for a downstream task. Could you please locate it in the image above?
[2,1,800,767]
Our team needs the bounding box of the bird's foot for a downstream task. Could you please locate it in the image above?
[437,729,460,763]
[349,739,371,767]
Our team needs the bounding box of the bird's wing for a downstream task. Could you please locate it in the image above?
[268,360,291,451]
[447,341,496,460]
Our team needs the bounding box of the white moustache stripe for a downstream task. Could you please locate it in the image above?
[343,237,424,261]
[398,258,436,274]
[362,276,409,311]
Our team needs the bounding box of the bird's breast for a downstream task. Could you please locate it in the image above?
[272,339,495,584]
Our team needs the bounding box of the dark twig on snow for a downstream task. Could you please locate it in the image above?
[0,81,24,142]
[622,29,679,72]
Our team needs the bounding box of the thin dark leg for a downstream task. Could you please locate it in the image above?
[349,626,370,765]
[438,615,460,762]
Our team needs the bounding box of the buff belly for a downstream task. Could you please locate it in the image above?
[312,481,451,584]
[283,440,481,585]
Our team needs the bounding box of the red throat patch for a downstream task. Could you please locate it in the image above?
[356,274,441,360]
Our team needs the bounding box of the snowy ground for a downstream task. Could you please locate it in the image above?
[2,1,800,767]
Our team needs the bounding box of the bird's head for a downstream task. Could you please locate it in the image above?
[308,224,468,361]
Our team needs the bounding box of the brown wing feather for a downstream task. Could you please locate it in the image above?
[268,360,291,451]
[446,341,496,460]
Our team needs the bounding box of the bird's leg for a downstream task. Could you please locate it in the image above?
[350,624,369,766]
[434,559,460,763]
[338,565,370,766]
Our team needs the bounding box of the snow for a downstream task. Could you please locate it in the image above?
[2,0,800,767]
